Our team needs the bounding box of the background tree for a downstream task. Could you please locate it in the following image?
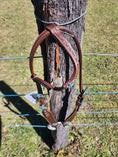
[31,0,88,150]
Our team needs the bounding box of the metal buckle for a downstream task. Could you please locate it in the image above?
[64,122,72,126]
[47,124,56,131]
[36,94,47,100]
[76,88,88,106]
[47,122,62,131]
[36,94,48,109]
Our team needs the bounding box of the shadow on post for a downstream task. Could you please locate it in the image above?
[0,81,54,148]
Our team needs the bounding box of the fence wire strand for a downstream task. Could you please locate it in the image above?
[0,53,118,60]
[0,50,118,129]
[1,122,118,128]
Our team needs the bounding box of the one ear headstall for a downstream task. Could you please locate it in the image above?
[29,24,87,129]
[30,24,80,90]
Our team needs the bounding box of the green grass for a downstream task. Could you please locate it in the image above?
[0,0,118,156]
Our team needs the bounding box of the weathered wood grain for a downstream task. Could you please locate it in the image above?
[31,0,87,150]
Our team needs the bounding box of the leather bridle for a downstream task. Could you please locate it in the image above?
[29,24,87,128]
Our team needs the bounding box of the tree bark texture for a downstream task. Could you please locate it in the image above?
[31,0,87,150]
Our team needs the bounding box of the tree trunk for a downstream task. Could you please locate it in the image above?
[31,0,87,150]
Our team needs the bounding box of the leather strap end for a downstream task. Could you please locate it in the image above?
[63,106,78,126]
[42,109,58,125]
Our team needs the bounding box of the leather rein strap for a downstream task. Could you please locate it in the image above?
[30,24,85,127]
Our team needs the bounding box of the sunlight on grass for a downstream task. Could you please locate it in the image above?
[0,0,118,156]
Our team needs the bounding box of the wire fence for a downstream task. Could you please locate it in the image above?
[0,52,118,128]
[0,92,118,97]
[1,122,118,128]
[1,110,118,118]
[0,53,118,61]
[1,108,118,127]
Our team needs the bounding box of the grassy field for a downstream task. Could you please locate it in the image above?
[0,0,118,156]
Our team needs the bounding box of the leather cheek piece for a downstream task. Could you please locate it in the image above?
[29,24,81,91]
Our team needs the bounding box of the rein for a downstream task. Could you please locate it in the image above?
[29,24,87,129]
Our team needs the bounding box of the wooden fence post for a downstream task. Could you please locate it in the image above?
[31,0,87,150]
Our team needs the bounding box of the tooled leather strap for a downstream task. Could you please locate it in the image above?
[63,88,87,126]
[30,24,84,126]
[30,24,79,91]
[57,25,86,126]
